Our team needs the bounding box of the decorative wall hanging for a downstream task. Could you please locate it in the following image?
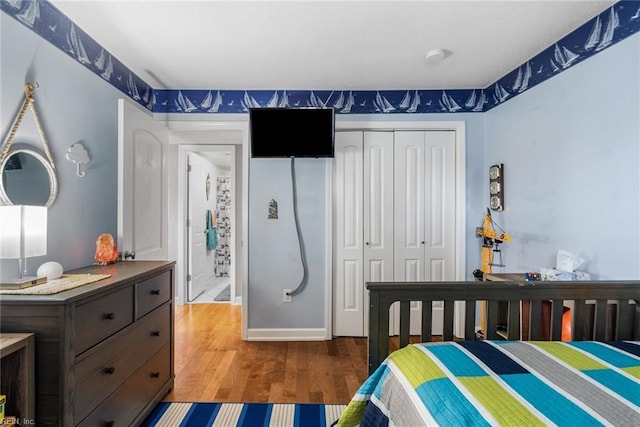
[489,163,504,211]
[268,199,278,219]
[0,83,55,168]
[205,173,211,200]
[0,83,58,207]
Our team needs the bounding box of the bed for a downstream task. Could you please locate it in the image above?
[337,279,640,426]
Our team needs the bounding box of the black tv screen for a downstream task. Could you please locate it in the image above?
[250,108,335,158]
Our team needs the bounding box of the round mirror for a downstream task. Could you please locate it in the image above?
[0,148,58,207]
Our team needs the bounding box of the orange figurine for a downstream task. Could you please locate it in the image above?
[95,233,119,265]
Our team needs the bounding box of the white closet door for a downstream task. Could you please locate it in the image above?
[334,132,364,336]
[394,131,426,283]
[363,131,394,334]
[424,131,456,282]
[408,131,456,335]
[334,129,458,338]
[393,132,426,335]
[394,131,456,336]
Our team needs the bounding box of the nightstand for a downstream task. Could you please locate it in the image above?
[0,333,35,423]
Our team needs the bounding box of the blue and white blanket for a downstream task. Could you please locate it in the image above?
[338,341,640,426]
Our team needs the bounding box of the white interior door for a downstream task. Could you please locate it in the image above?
[187,153,217,301]
[333,131,364,336]
[117,99,169,260]
[363,131,394,335]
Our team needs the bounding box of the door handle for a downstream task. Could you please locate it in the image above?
[124,250,136,260]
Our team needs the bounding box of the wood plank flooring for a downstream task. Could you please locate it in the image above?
[164,303,369,404]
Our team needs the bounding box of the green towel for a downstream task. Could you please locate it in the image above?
[206,210,218,250]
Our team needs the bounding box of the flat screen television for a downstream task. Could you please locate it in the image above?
[250,107,335,158]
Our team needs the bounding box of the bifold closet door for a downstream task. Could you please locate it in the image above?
[334,131,394,337]
[393,130,456,336]
[334,131,364,336]
[363,131,394,335]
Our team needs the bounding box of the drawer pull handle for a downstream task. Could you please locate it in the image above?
[103,312,115,320]
[150,371,160,378]
[103,366,116,375]
[151,330,160,337]
[103,422,115,427]
[150,289,161,295]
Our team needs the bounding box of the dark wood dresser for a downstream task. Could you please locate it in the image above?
[0,260,175,426]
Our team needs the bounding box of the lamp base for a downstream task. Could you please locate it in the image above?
[0,276,47,290]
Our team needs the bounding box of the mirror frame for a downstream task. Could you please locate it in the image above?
[0,148,58,207]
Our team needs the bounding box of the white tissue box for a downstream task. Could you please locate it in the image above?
[540,267,591,281]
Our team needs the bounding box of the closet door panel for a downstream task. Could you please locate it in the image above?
[410,131,457,335]
[393,132,425,335]
[363,131,394,335]
[425,131,456,281]
[394,131,426,282]
[334,132,365,336]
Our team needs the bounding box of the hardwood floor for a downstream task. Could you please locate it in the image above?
[164,303,369,404]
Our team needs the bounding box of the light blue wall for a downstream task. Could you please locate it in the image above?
[1,12,121,277]
[484,33,640,279]
[248,158,328,328]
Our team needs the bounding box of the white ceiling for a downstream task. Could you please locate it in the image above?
[50,0,615,90]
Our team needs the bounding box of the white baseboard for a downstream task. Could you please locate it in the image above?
[246,328,328,341]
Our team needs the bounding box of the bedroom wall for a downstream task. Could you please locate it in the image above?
[248,157,328,331]
[0,12,122,278]
[484,32,640,279]
[4,2,638,340]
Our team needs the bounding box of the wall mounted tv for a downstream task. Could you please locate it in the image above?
[250,107,335,158]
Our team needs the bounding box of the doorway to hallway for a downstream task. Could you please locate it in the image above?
[186,150,234,302]
[176,142,239,306]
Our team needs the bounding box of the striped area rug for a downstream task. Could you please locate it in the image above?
[141,402,347,427]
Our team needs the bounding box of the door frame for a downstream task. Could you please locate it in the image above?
[179,144,238,304]
[334,119,467,337]
[163,118,249,342]
[185,151,230,302]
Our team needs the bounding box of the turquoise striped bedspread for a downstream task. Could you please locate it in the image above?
[338,341,640,426]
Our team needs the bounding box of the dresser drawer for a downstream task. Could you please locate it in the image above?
[136,270,171,319]
[78,344,171,427]
[74,303,170,422]
[75,287,134,354]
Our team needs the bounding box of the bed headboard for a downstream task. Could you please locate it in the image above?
[367,280,640,375]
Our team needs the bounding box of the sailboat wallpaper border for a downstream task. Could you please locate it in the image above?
[2,1,639,114]
[1,0,155,111]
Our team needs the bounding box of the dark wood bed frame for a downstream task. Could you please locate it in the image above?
[367,280,640,374]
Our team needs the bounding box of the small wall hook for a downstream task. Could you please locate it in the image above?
[66,142,90,177]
